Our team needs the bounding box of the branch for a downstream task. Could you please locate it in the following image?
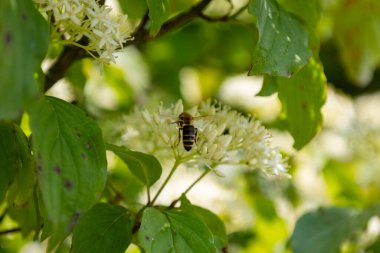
[0,227,21,235]
[43,0,213,92]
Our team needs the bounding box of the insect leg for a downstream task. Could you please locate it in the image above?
[194,128,198,143]
[176,128,182,146]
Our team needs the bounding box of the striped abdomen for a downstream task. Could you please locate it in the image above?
[182,125,196,151]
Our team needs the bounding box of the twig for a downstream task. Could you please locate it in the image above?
[43,0,213,92]
[199,3,248,22]
[0,228,21,235]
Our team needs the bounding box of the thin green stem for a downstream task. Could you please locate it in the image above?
[147,186,151,204]
[149,159,182,206]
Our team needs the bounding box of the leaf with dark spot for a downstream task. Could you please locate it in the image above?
[29,96,107,250]
[0,0,48,119]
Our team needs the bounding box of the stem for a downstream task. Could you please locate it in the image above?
[170,167,213,208]
[149,159,182,206]
[147,186,151,204]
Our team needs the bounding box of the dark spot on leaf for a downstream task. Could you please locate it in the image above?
[21,13,27,20]
[64,179,73,189]
[4,31,12,45]
[145,235,150,241]
[76,132,82,138]
[53,165,61,174]
[68,212,81,231]
[86,142,92,149]
[37,164,43,172]
[222,246,229,253]
[81,153,86,159]
[302,102,308,110]
[37,153,42,160]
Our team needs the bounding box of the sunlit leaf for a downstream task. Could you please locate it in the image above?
[137,207,217,253]
[147,0,169,36]
[106,144,162,187]
[333,0,380,85]
[0,0,48,119]
[291,207,379,253]
[71,203,134,253]
[277,57,326,149]
[29,96,107,249]
[248,0,312,77]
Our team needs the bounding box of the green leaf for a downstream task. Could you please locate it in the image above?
[291,207,377,253]
[277,57,326,149]
[0,121,33,203]
[147,0,169,36]
[278,0,321,54]
[278,0,320,29]
[29,96,107,249]
[333,0,380,85]
[180,195,227,251]
[137,207,217,253]
[71,203,134,253]
[4,122,39,236]
[8,189,42,236]
[248,0,312,77]
[118,0,147,19]
[106,144,162,187]
[0,0,48,119]
[257,75,278,96]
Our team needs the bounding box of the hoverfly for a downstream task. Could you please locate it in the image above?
[171,112,198,151]
[171,112,214,152]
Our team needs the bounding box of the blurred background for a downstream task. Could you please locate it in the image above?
[2,0,380,252]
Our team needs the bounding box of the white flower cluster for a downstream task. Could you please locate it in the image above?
[34,0,130,63]
[120,100,288,176]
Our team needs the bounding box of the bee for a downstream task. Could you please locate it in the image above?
[172,112,199,152]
